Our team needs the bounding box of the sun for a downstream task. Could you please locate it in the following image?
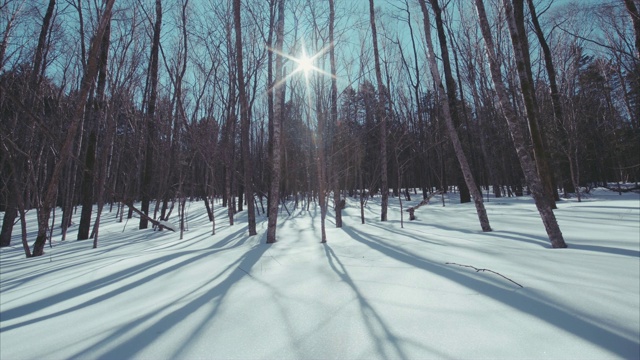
[266,43,336,92]
[296,53,315,76]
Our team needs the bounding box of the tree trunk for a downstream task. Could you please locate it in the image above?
[420,0,492,232]
[233,0,257,236]
[267,0,285,243]
[77,130,96,240]
[474,0,566,248]
[368,0,389,222]
[329,0,342,229]
[0,185,17,247]
[140,0,162,230]
[509,0,558,206]
[31,0,115,257]
[30,0,56,88]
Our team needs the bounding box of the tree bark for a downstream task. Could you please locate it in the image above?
[420,0,492,232]
[329,0,342,229]
[31,0,115,257]
[77,130,96,240]
[0,177,17,247]
[474,0,566,248]
[267,0,285,243]
[368,0,389,222]
[30,0,56,88]
[140,0,162,230]
[234,0,257,236]
[509,0,558,206]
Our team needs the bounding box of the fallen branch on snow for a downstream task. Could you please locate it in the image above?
[123,200,176,232]
[445,262,523,288]
[406,190,443,220]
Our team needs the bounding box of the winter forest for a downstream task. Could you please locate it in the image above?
[1,0,639,358]
[1,0,639,255]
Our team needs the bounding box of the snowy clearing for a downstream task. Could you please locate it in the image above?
[1,189,639,359]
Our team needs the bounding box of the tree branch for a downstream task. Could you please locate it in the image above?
[445,262,524,288]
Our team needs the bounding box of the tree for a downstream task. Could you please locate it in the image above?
[473,0,566,248]
[329,0,342,229]
[267,0,285,244]
[31,0,116,257]
[368,0,389,222]
[419,0,492,232]
[234,0,257,236]
[140,0,162,230]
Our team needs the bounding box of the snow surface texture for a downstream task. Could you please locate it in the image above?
[1,189,639,359]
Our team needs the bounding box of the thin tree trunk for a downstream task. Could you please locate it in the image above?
[267,0,285,243]
[233,0,257,236]
[368,0,389,222]
[30,0,56,88]
[420,0,492,231]
[509,0,558,206]
[474,0,566,248]
[140,0,162,230]
[31,0,115,257]
[329,0,342,229]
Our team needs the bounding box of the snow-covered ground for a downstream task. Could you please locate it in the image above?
[1,189,639,359]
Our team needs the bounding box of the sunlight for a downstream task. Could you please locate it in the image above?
[296,51,315,77]
[267,43,336,92]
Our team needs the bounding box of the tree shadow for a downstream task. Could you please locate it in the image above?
[70,236,271,359]
[339,225,639,359]
[323,243,410,360]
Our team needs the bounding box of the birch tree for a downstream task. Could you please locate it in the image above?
[474,0,567,248]
[419,0,492,232]
[267,0,285,243]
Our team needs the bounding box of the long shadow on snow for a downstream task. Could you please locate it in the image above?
[73,236,271,359]
[340,225,639,359]
[0,227,254,330]
[324,244,421,360]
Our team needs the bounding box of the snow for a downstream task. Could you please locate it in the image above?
[1,189,639,359]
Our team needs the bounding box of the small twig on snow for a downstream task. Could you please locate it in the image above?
[446,262,524,288]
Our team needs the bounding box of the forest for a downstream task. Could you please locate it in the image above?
[1,0,639,257]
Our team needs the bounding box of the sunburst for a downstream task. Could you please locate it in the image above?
[268,43,336,91]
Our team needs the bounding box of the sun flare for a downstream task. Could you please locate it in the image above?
[296,53,315,75]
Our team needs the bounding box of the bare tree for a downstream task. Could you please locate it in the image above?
[329,0,342,229]
[419,0,492,232]
[473,0,566,248]
[139,0,162,230]
[368,0,389,222]
[31,0,116,257]
[234,0,257,236]
[267,0,285,244]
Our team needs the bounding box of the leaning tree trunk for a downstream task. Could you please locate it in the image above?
[368,0,389,222]
[510,0,559,206]
[419,0,492,232]
[474,0,566,248]
[31,0,115,257]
